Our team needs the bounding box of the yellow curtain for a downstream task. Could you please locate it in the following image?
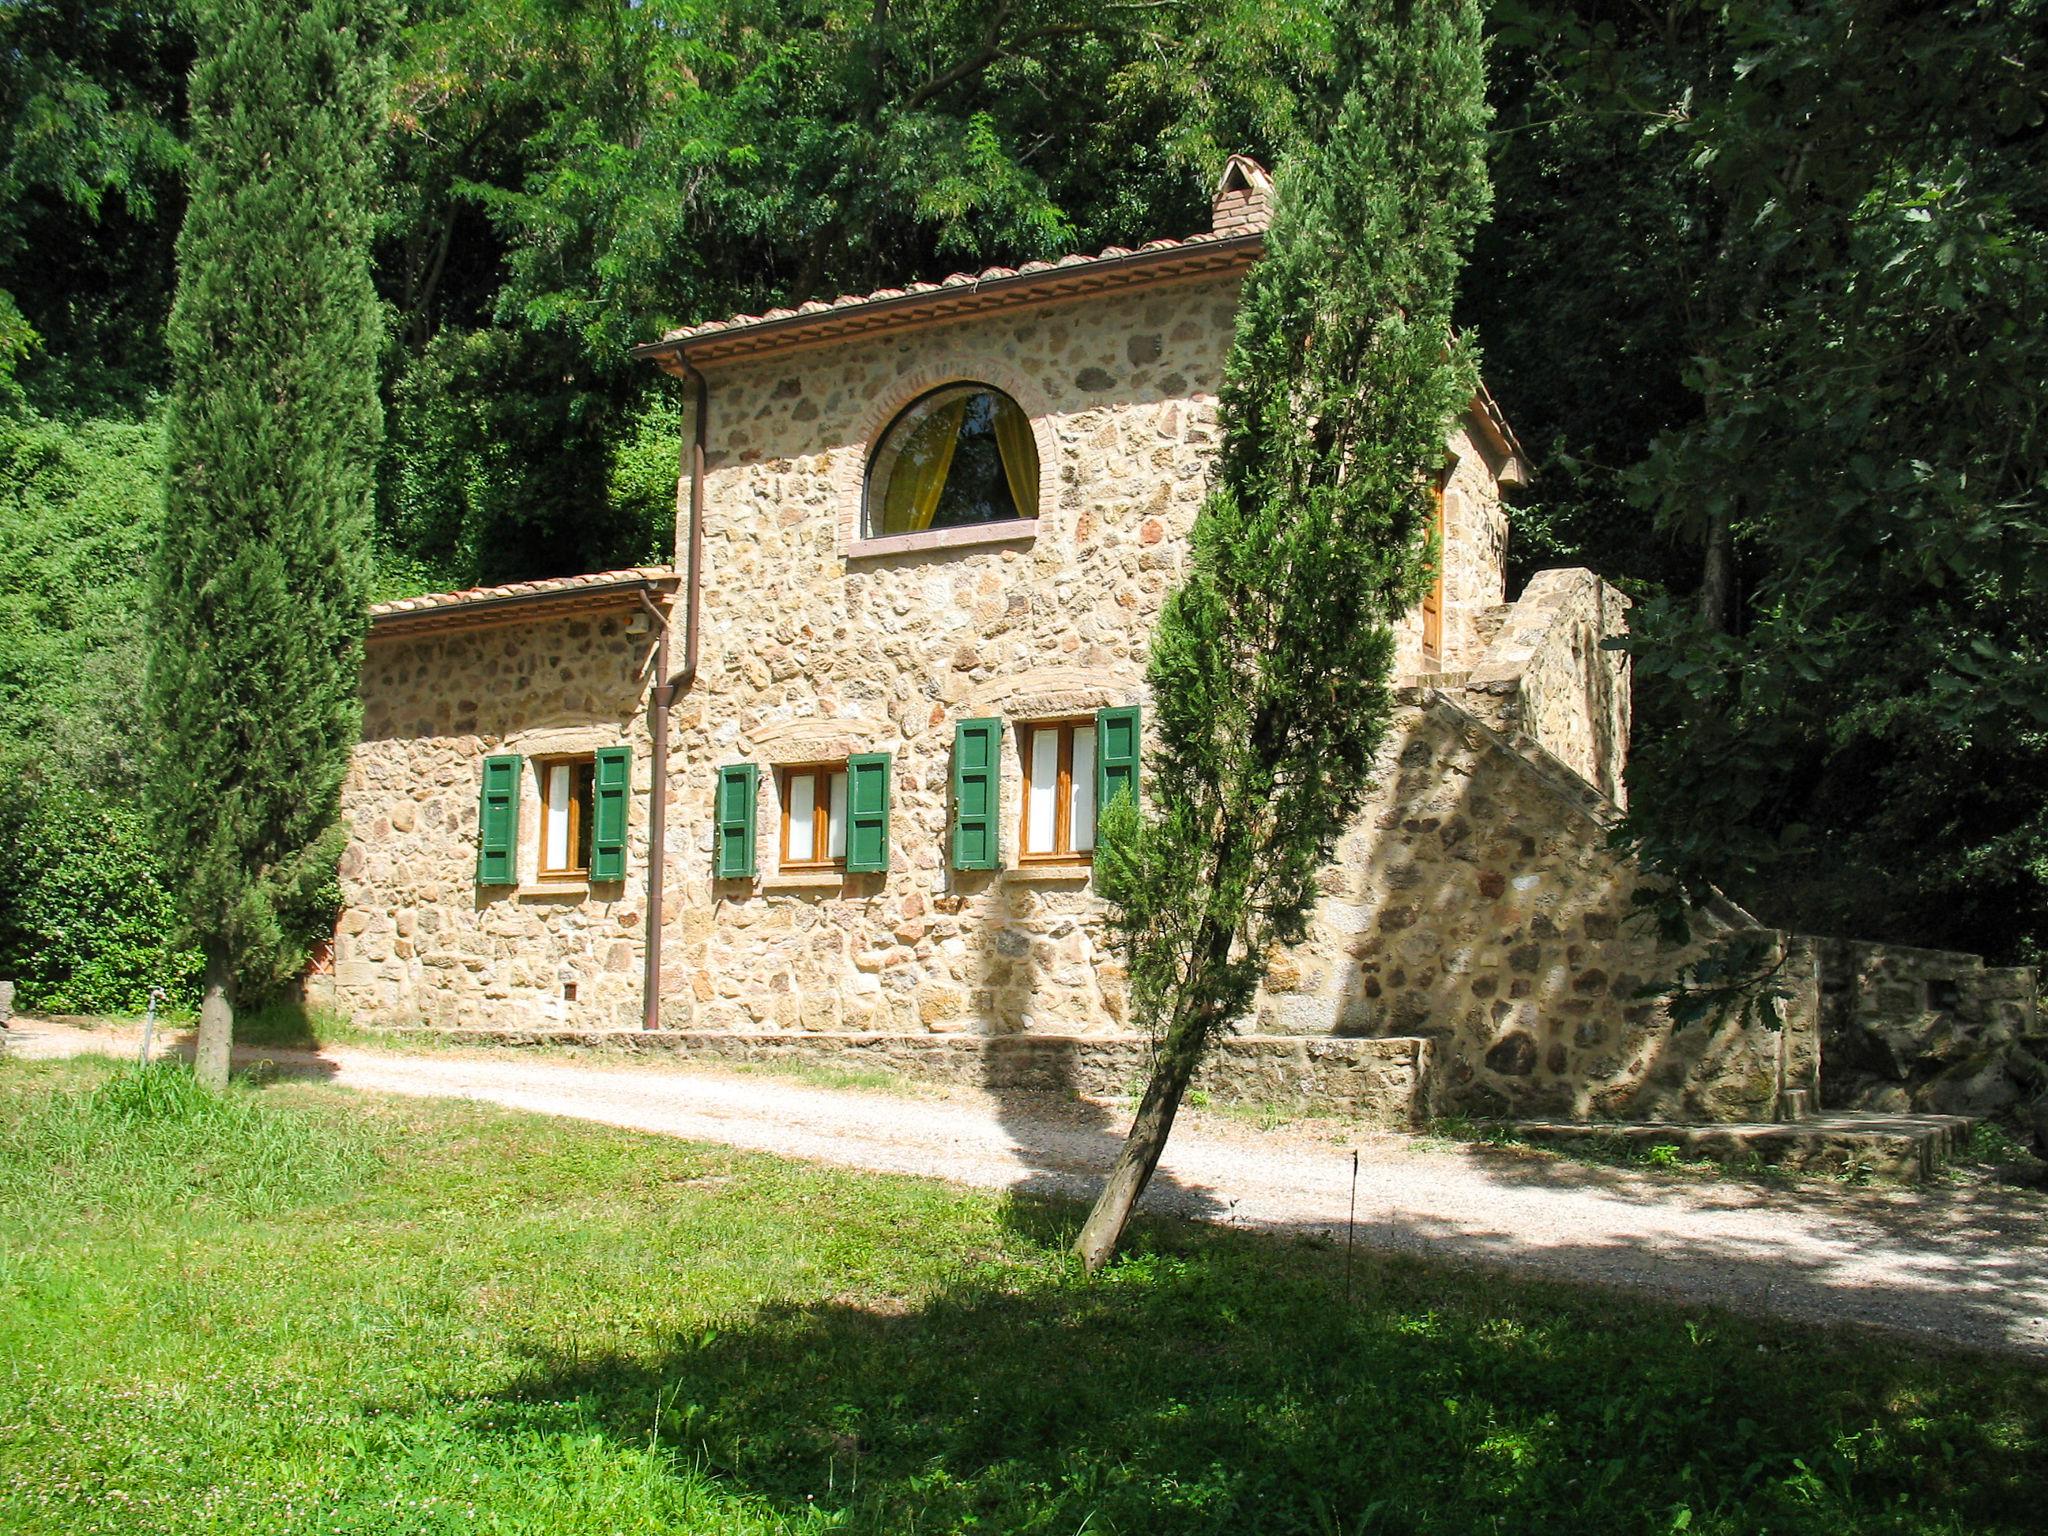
[991,396,1039,518]
[880,398,967,534]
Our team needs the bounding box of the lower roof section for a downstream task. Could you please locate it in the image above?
[367,566,677,642]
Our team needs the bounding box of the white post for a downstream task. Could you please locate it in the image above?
[140,986,165,1065]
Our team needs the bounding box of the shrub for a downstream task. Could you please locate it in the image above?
[0,782,200,1013]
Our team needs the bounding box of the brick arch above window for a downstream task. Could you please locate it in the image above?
[832,354,1061,558]
[959,665,1140,720]
[743,715,889,765]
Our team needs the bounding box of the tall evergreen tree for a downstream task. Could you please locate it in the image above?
[146,0,387,1089]
[1075,0,1490,1270]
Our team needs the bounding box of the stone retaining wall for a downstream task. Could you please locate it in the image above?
[399,1027,1441,1127]
[1817,939,2044,1118]
[1267,693,1815,1121]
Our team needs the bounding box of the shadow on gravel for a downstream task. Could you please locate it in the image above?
[962,882,1229,1237]
[1319,1157,2048,1360]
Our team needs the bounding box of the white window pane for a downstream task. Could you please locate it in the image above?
[1027,727,1059,853]
[828,771,848,859]
[787,773,816,861]
[1071,725,1097,852]
[544,763,571,869]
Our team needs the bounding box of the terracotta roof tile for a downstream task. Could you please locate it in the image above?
[646,227,1260,353]
[369,566,677,622]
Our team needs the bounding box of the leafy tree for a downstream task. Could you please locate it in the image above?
[1482,1,2048,963]
[0,785,201,1011]
[0,410,204,1010]
[146,0,388,1089]
[1075,0,1490,1271]
[0,1,190,408]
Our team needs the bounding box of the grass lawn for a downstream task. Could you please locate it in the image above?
[2,1055,2043,1535]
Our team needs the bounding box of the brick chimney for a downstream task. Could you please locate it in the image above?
[1211,155,1275,237]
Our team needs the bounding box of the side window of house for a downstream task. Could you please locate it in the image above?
[1020,719,1097,862]
[780,762,849,870]
[475,747,629,889]
[537,757,596,879]
[1015,707,1139,864]
[1423,468,1452,663]
[770,753,892,875]
[864,384,1037,538]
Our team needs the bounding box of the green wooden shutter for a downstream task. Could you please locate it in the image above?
[715,764,758,879]
[845,752,892,873]
[590,746,631,881]
[476,753,522,886]
[950,718,1002,871]
[1096,705,1141,821]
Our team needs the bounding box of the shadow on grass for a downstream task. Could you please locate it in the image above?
[473,1194,2048,1536]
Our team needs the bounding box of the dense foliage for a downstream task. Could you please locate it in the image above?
[1473,1,2048,960]
[0,0,2044,1008]
[145,0,387,1067]
[1078,0,1489,1267]
[0,410,199,1006]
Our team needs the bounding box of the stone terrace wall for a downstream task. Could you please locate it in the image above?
[1817,939,2043,1118]
[425,1027,1441,1127]
[1264,693,1816,1121]
[333,611,660,1029]
[1466,568,1631,807]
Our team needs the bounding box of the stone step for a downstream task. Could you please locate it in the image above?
[1507,1110,1976,1183]
[1397,669,1472,692]
[1470,602,1515,654]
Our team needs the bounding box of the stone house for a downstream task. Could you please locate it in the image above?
[334,159,2030,1125]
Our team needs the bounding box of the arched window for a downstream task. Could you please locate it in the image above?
[864,384,1038,538]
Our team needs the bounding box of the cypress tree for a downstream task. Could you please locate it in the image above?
[1076,0,1491,1269]
[146,0,387,1090]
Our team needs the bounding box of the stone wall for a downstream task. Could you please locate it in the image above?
[335,610,661,1029]
[1817,939,2044,1118]
[1466,567,1631,807]
[408,1027,1440,1127]
[1261,690,1812,1121]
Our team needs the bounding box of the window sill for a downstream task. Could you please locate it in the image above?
[846,520,1038,561]
[518,878,591,899]
[761,869,850,891]
[1003,862,1094,885]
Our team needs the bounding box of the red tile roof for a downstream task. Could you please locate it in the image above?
[630,230,1266,369]
[368,566,677,638]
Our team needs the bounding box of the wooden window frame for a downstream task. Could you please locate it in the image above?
[1018,718,1096,865]
[778,762,848,872]
[535,755,596,880]
[1421,472,1449,663]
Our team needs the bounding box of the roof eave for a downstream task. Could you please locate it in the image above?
[367,574,678,643]
[631,234,1266,372]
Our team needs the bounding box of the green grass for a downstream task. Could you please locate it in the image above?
[2,1055,2043,1535]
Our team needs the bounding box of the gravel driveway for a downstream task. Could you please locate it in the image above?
[12,1018,2047,1359]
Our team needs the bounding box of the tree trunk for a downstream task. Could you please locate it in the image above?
[1697,512,1734,631]
[1073,1014,1208,1274]
[194,940,235,1092]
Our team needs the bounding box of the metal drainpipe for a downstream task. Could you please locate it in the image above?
[640,359,708,1031]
